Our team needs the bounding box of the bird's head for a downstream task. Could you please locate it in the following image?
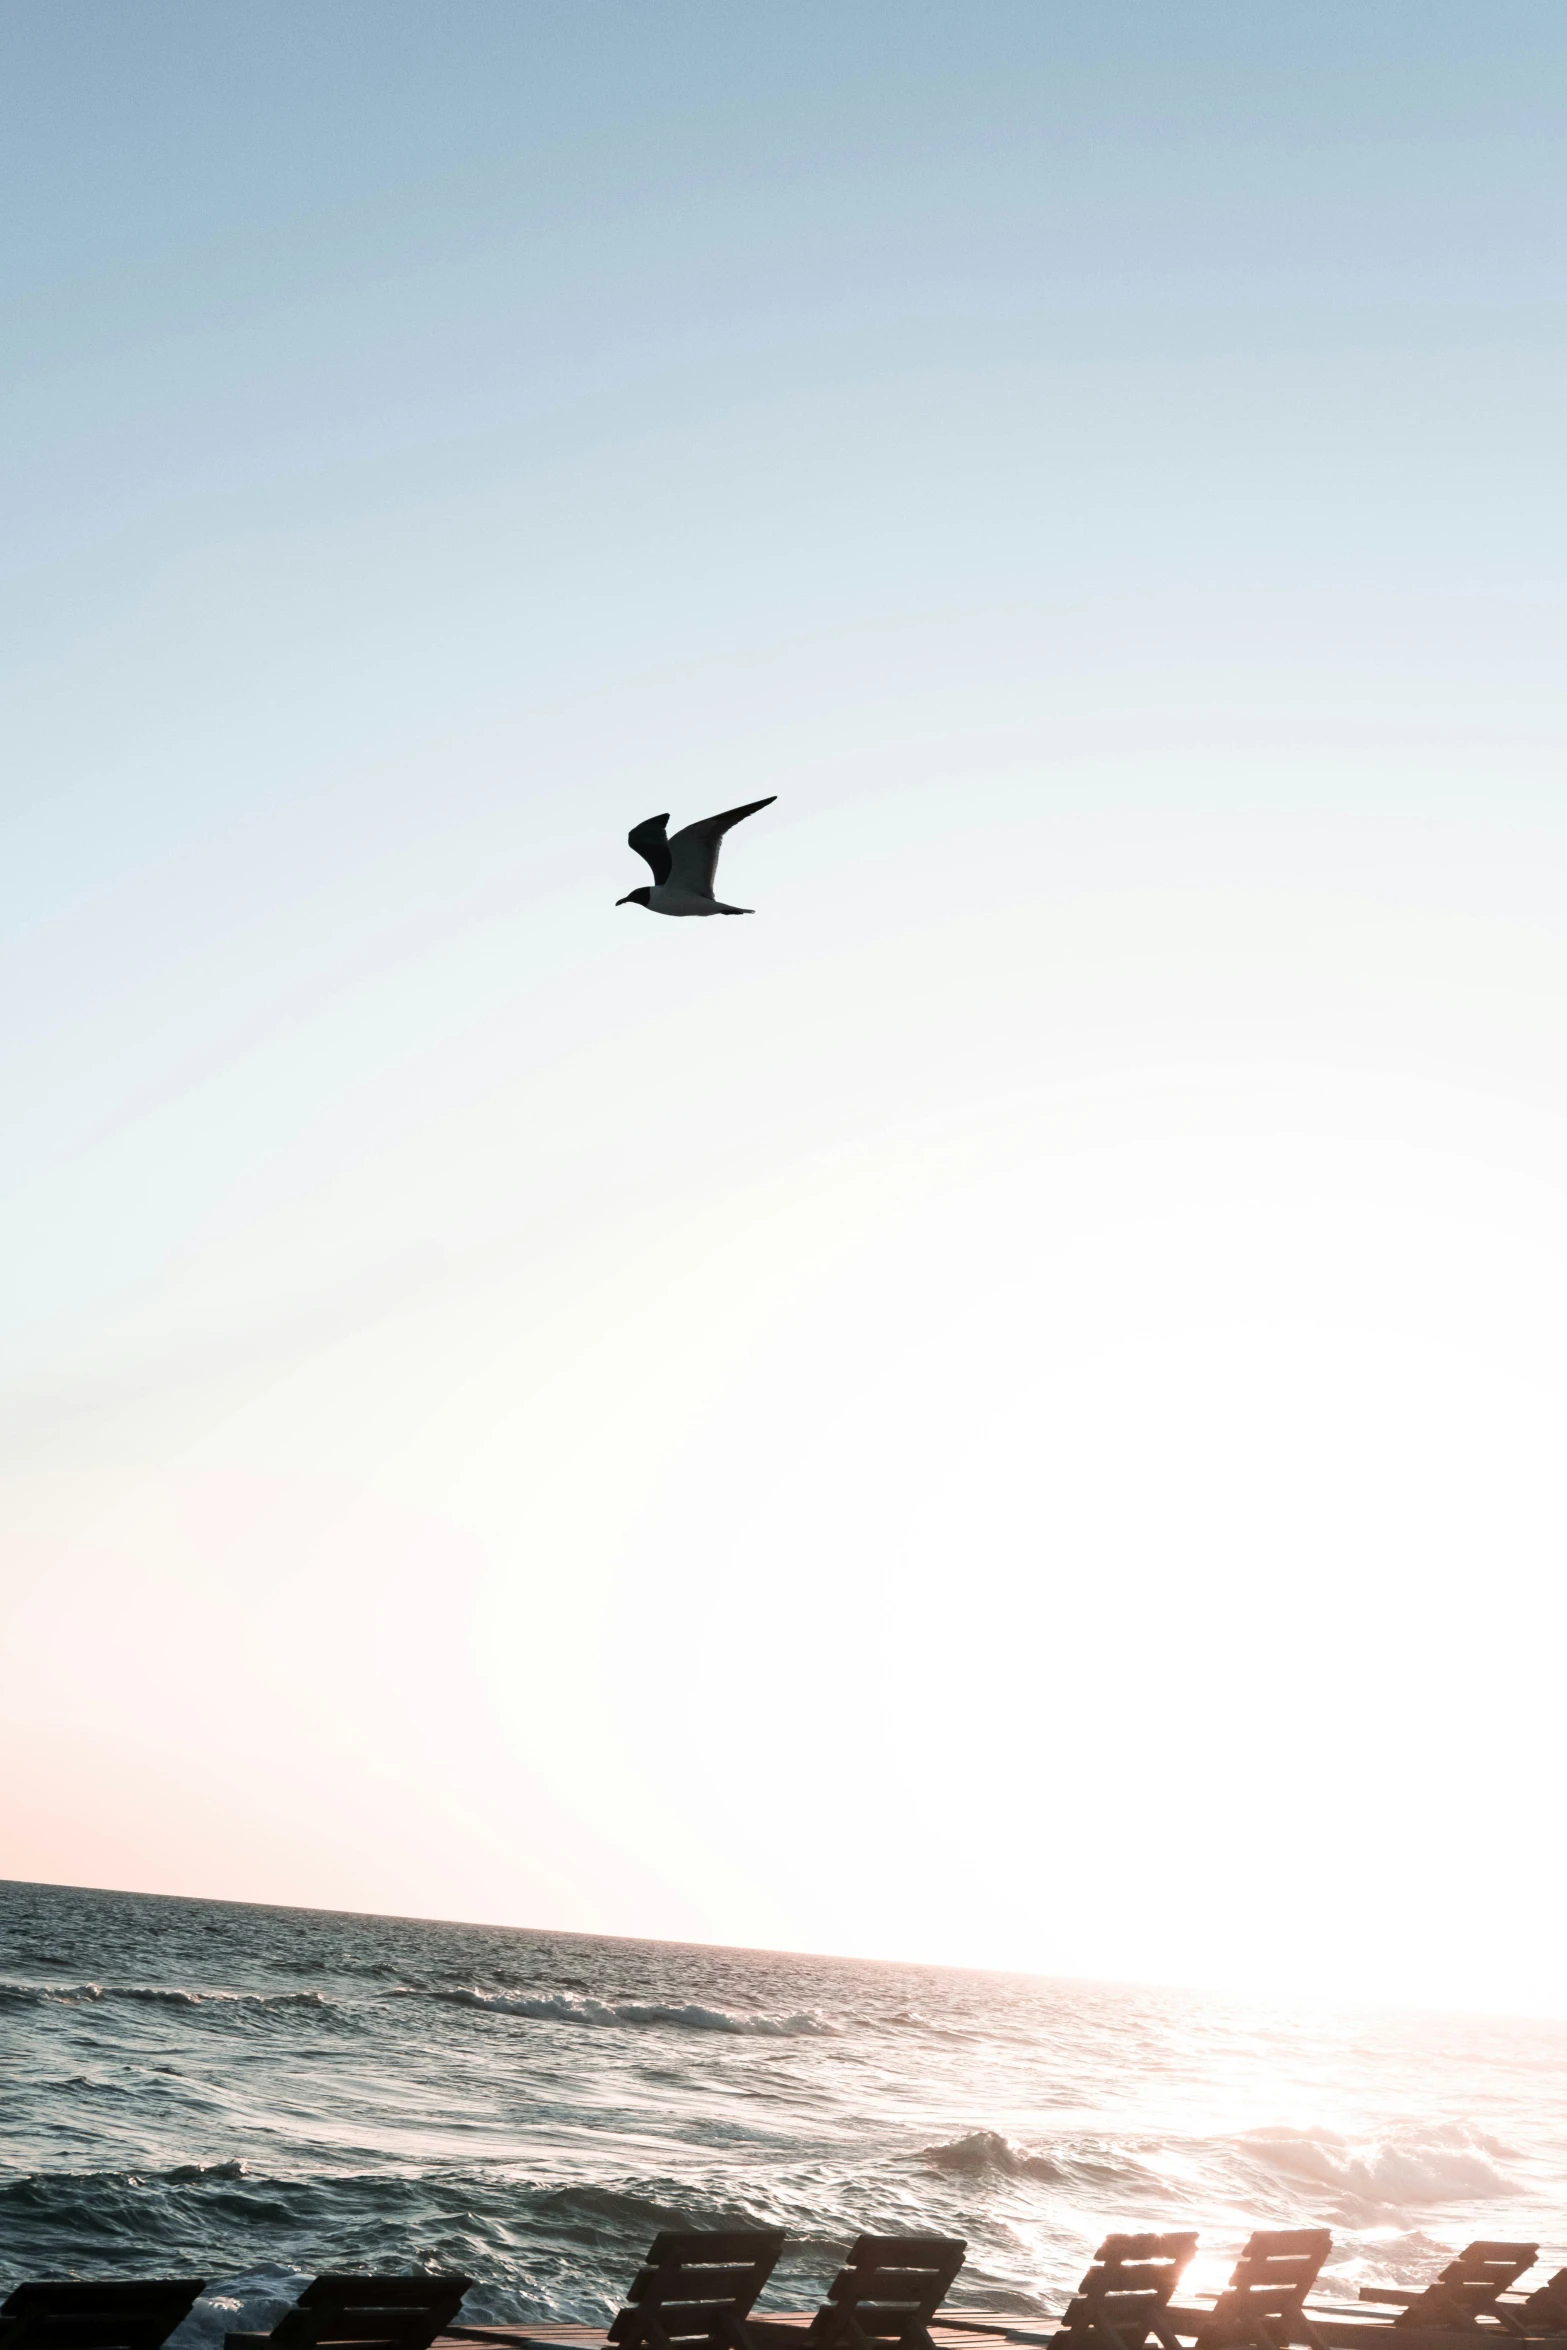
[616,886,653,909]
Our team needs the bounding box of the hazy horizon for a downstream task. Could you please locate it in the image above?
[8,1868,1567,2032]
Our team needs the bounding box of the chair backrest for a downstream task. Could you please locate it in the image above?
[1199,2233,1333,2347]
[1516,2271,1567,2336]
[806,2238,967,2350]
[0,2282,207,2350]
[1057,2235,1199,2350]
[1394,2246,1538,2332]
[607,2233,786,2350]
[264,2278,472,2350]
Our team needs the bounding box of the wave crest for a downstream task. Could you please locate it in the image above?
[921,2129,1064,2182]
[0,1981,333,2014]
[418,1987,840,2035]
[1239,2129,1512,2207]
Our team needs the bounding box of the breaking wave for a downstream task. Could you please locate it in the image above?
[0,1981,334,2013]
[1239,2128,1513,2207]
[921,2130,1066,2182]
[415,1986,841,2035]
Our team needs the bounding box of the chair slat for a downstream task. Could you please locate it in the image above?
[839,2253,964,2280]
[300,2290,470,2315]
[628,2275,777,2310]
[1,2297,206,2323]
[644,2243,788,2275]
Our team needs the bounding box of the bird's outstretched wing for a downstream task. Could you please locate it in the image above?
[627,813,672,885]
[667,797,777,897]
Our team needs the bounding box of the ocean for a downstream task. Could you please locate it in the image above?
[4,1881,1565,2349]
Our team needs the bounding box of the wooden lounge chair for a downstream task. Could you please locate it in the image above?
[606,2234,788,2350]
[749,2237,966,2350]
[0,2282,207,2350]
[444,2233,787,2350]
[224,2277,473,2350]
[1513,2276,1567,2338]
[1054,2235,1199,2350]
[1170,2232,1333,2350]
[1357,2249,1540,2337]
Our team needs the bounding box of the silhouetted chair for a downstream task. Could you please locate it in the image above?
[225,2278,473,2350]
[1171,2233,1333,2350]
[1358,2249,1540,2336]
[1055,2235,1199,2350]
[0,2282,207,2350]
[605,2234,788,2350]
[749,2237,966,2350]
[1513,2275,1567,2338]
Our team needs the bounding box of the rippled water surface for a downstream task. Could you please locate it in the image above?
[4,1881,1565,2346]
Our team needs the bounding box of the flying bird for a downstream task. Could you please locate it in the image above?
[617,796,777,916]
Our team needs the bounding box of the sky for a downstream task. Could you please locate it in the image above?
[4,1,1567,2018]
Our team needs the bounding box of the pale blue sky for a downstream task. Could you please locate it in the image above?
[5,4,1567,2010]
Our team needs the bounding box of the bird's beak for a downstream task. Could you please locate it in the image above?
[615,893,635,905]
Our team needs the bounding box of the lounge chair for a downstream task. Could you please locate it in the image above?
[607,2234,789,2350]
[1169,2231,1334,2350]
[445,2234,786,2350]
[749,2237,966,2350]
[1357,2249,1540,2337]
[1054,2235,1199,2350]
[1513,2276,1567,2338]
[0,2283,207,2350]
[224,2277,473,2350]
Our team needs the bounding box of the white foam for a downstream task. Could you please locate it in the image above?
[0,1980,333,2012]
[421,1986,840,2034]
[1241,2127,1513,2206]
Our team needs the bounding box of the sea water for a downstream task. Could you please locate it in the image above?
[3,1881,1565,2347]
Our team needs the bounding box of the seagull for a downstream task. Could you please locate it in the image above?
[617,796,777,916]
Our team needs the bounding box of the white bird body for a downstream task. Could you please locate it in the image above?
[617,797,776,916]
